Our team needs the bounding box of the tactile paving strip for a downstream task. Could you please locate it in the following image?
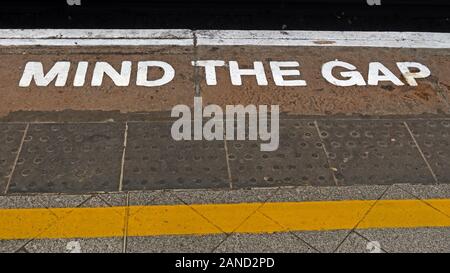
[406,120,450,183]
[123,122,230,190]
[316,120,433,185]
[227,120,334,188]
[0,124,26,193]
[8,123,124,193]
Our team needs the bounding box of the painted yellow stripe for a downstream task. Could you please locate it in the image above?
[0,199,449,240]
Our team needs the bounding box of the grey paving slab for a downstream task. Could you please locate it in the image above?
[356,228,450,253]
[0,124,26,194]
[0,195,55,209]
[0,240,28,253]
[0,194,89,209]
[214,232,317,253]
[395,183,450,200]
[123,122,229,191]
[174,188,277,205]
[127,234,226,253]
[379,185,420,200]
[24,238,123,253]
[79,193,127,208]
[317,120,433,185]
[407,120,450,184]
[14,246,29,253]
[96,192,128,207]
[335,232,381,253]
[174,189,227,204]
[175,185,390,206]
[128,190,182,207]
[293,230,351,253]
[227,120,334,188]
[8,123,125,194]
[268,185,388,203]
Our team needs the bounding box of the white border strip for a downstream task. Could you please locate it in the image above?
[0,29,449,48]
[0,29,192,39]
[0,39,193,46]
[196,30,450,48]
[0,29,194,46]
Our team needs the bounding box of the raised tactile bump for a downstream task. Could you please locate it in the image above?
[317,120,433,185]
[0,124,27,193]
[9,123,124,193]
[122,122,229,190]
[227,120,334,188]
[407,120,450,183]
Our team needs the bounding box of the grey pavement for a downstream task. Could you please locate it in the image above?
[0,184,448,253]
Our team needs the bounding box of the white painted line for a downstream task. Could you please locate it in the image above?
[0,29,193,46]
[0,29,448,48]
[0,39,193,46]
[195,30,450,48]
[0,29,193,39]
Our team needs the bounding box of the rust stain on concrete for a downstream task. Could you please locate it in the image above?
[199,46,450,116]
[0,45,449,118]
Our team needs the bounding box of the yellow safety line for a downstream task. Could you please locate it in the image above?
[0,199,449,240]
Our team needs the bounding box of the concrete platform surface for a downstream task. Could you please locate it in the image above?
[0,29,449,253]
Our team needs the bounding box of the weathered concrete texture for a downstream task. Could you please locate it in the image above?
[268,185,388,203]
[407,120,450,183]
[356,228,450,253]
[0,240,28,253]
[8,123,125,194]
[0,45,449,118]
[174,188,277,205]
[25,237,123,253]
[227,120,334,188]
[316,120,434,186]
[0,124,26,193]
[0,118,449,193]
[0,194,90,209]
[123,122,229,191]
[335,232,377,253]
[396,183,450,200]
[214,233,317,253]
[293,230,351,253]
[127,235,226,253]
[199,46,450,115]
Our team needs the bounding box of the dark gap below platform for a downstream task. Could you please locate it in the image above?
[0,1,449,32]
